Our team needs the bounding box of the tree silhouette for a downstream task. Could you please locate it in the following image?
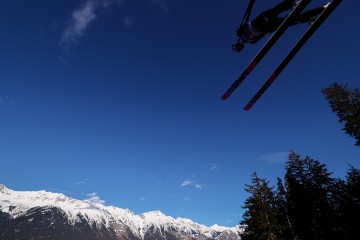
[322,83,360,146]
[240,172,278,240]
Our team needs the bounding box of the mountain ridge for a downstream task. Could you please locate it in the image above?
[0,184,242,240]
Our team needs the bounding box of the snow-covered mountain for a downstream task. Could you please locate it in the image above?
[0,184,242,240]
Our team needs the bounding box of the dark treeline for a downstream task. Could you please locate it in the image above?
[240,151,360,240]
[239,83,360,239]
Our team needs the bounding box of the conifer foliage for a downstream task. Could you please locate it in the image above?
[341,166,360,239]
[322,83,360,146]
[284,152,337,240]
[240,152,360,240]
[240,172,278,240]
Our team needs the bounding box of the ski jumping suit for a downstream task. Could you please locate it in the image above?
[238,0,326,43]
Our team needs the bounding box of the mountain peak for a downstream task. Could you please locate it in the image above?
[0,184,10,194]
[0,185,242,239]
[139,210,166,219]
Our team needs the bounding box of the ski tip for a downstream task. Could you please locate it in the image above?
[243,104,252,111]
[221,93,230,100]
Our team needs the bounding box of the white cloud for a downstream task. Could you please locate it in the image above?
[60,0,98,45]
[210,163,219,171]
[58,0,169,57]
[85,192,105,204]
[180,179,205,190]
[181,179,193,187]
[59,0,122,51]
[139,197,146,201]
[183,197,190,201]
[76,178,89,185]
[259,151,290,164]
[87,192,98,197]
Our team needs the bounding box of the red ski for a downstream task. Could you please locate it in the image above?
[244,0,343,110]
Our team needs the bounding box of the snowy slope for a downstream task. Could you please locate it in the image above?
[0,184,241,239]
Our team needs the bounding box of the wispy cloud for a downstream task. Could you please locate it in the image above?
[139,197,146,201]
[180,179,193,187]
[180,179,205,190]
[85,192,105,204]
[210,163,219,172]
[60,0,98,46]
[76,178,89,185]
[59,0,170,58]
[59,0,122,54]
[259,151,290,164]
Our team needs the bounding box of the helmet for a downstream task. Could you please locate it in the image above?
[232,38,244,52]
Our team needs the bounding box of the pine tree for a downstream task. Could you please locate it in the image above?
[284,152,308,240]
[284,152,337,240]
[240,172,278,240]
[329,178,347,240]
[273,178,295,240]
[328,165,360,240]
[342,166,360,239]
[322,83,360,147]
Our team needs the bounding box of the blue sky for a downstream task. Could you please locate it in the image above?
[0,0,359,227]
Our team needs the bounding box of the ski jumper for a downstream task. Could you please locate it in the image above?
[238,0,325,43]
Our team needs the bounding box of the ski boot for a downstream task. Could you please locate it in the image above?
[309,2,330,26]
[232,38,244,52]
[292,0,302,10]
